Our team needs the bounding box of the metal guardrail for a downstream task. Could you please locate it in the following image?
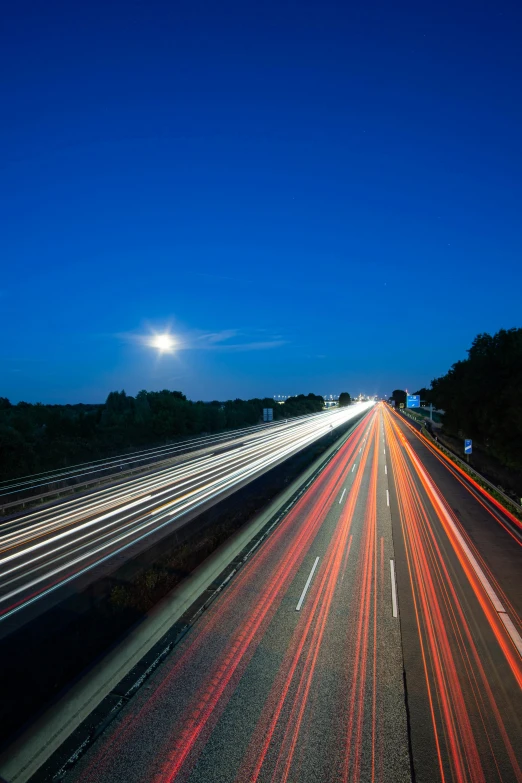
[0,409,371,783]
[0,411,333,517]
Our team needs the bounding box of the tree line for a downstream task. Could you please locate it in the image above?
[0,392,326,479]
[390,327,522,469]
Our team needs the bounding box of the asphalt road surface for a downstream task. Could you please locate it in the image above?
[0,411,332,504]
[66,407,409,783]
[384,405,522,783]
[0,403,373,635]
[26,404,522,781]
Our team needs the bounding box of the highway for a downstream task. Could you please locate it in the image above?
[0,403,372,632]
[54,403,520,783]
[0,412,329,503]
[384,406,522,783]
[62,404,410,783]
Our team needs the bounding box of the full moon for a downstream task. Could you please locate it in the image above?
[150,334,175,353]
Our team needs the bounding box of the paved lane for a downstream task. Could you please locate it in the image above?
[0,412,331,504]
[65,406,411,783]
[0,404,373,631]
[23,403,520,782]
[383,405,522,783]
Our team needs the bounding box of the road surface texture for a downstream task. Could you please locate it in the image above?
[10,404,522,781]
[63,407,411,783]
[0,403,372,634]
[383,405,521,783]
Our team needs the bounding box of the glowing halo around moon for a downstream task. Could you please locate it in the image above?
[149,333,176,353]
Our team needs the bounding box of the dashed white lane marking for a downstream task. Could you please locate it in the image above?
[386,489,390,506]
[339,488,346,504]
[296,557,320,611]
[390,560,398,618]
[384,464,387,475]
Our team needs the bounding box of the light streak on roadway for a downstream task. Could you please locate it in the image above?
[0,411,332,499]
[7,404,522,782]
[0,404,373,627]
[382,405,522,783]
[66,407,411,783]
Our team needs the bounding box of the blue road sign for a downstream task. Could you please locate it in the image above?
[406,395,420,408]
[464,439,472,454]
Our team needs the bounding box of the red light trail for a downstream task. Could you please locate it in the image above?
[383,406,521,783]
[61,405,521,783]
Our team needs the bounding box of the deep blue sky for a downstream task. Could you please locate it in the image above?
[2,1,521,403]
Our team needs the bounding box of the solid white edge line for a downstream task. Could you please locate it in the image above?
[296,557,320,611]
[407,447,505,613]
[498,613,522,656]
[339,488,346,504]
[390,559,398,618]
[404,439,522,655]
[386,489,390,506]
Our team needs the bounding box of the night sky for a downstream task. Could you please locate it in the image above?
[2,1,521,403]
